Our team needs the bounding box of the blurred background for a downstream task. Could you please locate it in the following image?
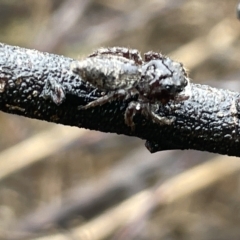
[0,0,240,239]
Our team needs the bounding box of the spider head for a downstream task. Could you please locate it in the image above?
[140,57,191,103]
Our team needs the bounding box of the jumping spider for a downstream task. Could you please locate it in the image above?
[71,47,191,129]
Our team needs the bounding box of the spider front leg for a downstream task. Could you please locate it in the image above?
[124,101,141,130]
[124,102,175,130]
[79,89,127,110]
[146,104,176,125]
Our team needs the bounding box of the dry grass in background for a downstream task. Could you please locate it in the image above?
[0,0,240,239]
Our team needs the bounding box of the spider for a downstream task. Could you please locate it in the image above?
[71,47,191,129]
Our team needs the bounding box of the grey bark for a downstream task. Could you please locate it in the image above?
[0,43,239,156]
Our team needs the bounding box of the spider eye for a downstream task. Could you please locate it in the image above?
[164,84,176,94]
[164,85,172,91]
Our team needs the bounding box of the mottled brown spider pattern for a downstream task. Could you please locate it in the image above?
[71,47,191,129]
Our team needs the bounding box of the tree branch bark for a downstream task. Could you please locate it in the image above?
[0,43,239,156]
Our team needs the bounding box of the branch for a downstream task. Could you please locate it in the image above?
[0,43,239,157]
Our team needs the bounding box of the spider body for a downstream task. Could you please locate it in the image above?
[71,47,191,129]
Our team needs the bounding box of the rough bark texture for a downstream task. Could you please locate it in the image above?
[0,43,240,156]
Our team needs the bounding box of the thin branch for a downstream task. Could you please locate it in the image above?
[0,43,240,156]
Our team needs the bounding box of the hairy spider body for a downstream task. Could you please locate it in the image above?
[71,47,191,129]
[71,54,141,91]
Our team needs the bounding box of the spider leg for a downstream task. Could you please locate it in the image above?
[124,102,175,131]
[144,104,176,125]
[86,88,98,98]
[89,47,143,65]
[79,89,127,110]
[149,111,175,125]
[124,101,140,130]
